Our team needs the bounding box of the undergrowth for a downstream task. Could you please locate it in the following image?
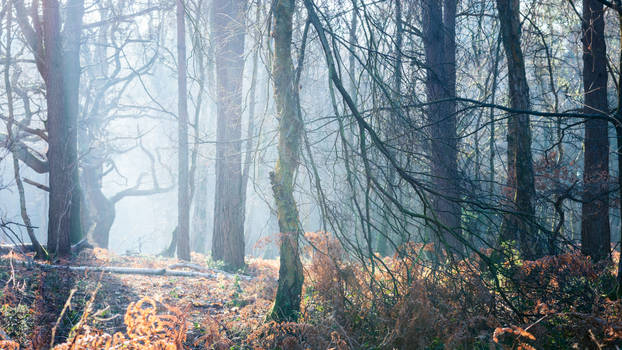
[2,241,622,349]
[300,232,622,349]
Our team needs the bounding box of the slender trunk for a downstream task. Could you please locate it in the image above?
[64,0,85,245]
[495,0,541,259]
[189,0,207,254]
[581,0,610,262]
[3,5,47,259]
[267,0,304,322]
[490,36,501,198]
[378,0,400,257]
[211,0,247,269]
[177,0,190,261]
[80,7,109,249]
[192,5,215,254]
[616,11,622,294]
[422,0,462,255]
[241,2,260,219]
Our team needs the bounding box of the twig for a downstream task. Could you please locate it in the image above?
[22,178,50,192]
[71,272,103,338]
[50,288,77,349]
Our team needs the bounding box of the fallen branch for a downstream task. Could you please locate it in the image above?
[27,261,251,280]
[0,238,91,256]
[1,248,251,280]
[34,263,221,279]
[168,261,210,272]
[168,262,251,280]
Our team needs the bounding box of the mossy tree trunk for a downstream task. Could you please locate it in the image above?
[267,0,304,323]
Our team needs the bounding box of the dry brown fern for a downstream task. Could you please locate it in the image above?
[53,296,187,350]
[0,340,20,350]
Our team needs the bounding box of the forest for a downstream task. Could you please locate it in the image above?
[1,0,622,348]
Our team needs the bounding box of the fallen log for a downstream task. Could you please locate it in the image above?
[1,249,251,280]
[33,263,222,279]
[167,262,251,280]
[0,238,92,256]
[21,261,250,280]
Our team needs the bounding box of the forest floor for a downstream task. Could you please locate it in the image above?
[0,248,280,349]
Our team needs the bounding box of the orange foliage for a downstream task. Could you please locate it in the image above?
[0,340,19,350]
[53,297,187,350]
[493,326,536,350]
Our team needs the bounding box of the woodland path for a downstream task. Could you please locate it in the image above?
[0,248,278,348]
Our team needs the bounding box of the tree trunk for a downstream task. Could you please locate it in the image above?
[495,0,541,259]
[241,1,260,229]
[191,6,214,254]
[422,0,462,255]
[64,0,85,246]
[43,0,78,256]
[615,9,622,297]
[191,171,209,253]
[377,0,397,257]
[266,0,304,323]
[177,0,191,261]
[189,0,208,255]
[83,165,115,248]
[15,0,84,256]
[210,0,247,270]
[581,0,610,262]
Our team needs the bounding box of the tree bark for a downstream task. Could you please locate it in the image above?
[581,0,610,262]
[495,0,541,259]
[43,0,81,256]
[267,0,304,323]
[64,0,85,246]
[83,166,115,248]
[14,0,84,256]
[422,0,462,255]
[177,0,191,261]
[210,0,247,270]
